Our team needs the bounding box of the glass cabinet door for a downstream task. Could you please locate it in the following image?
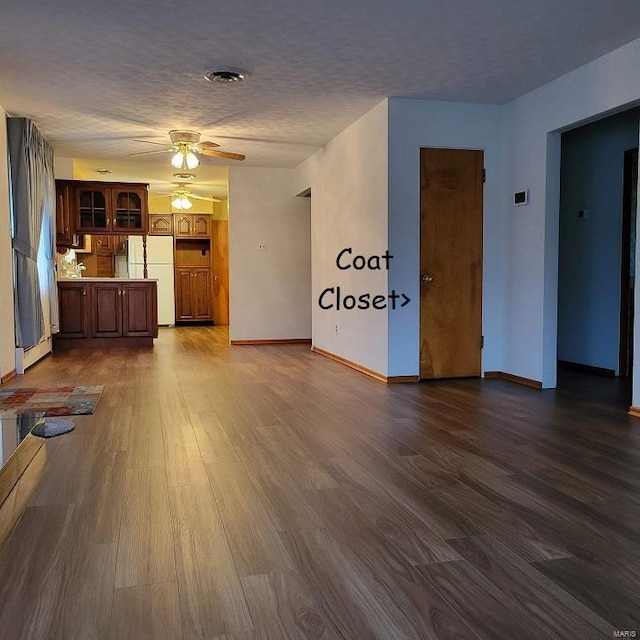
[76,186,108,231]
[112,189,144,231]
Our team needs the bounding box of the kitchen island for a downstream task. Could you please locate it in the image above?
[54,278,158,348]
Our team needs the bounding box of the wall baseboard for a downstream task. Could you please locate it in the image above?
[311,346,418,384]
[628,406,640,419]
[1,369,17,385]
[484,370,543,390]
[557,360,616,377]
[387,375,420,384]
[230,339,312,345]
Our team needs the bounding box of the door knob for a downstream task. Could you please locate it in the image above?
[422,274,433,283]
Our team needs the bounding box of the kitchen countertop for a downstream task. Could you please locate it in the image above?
[57,277,159,282]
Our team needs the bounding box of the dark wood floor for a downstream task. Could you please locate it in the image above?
[0,326,639,639]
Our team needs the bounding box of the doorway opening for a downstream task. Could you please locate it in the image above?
[556,108,640,405]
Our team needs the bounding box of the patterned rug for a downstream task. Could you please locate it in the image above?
[0,385,103,416]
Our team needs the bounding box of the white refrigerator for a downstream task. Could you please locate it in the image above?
[128,236,175,326]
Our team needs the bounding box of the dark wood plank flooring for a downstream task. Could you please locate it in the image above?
[0,326,638,638]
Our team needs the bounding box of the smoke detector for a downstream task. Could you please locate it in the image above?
[203,67,249,84]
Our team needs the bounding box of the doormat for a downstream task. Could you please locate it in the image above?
[0,385,103,416]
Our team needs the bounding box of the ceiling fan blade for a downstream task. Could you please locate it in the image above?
[128,149,172,156]
[190,194,222,203]
[132,139,173,147]
[197,140,220,150]
[200,149,245,161]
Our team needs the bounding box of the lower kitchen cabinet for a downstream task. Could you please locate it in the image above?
[55,279,158,348]
[175,268,212,321]
[57,280,91,338]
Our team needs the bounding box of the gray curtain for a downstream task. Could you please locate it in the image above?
[7,117,56,347]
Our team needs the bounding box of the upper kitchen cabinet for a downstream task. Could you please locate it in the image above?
[74,182,148,235]
[55,180,76,246]
[148,213,174,236]
[174,214,211,238]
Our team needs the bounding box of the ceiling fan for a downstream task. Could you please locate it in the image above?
[130,129,245,167]
[154,183,221,210]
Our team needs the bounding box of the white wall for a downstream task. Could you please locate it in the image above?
[54,157,74,179]
[297,100,389,375]
[228,167,311,341]
[506,37,640,389]
[0,109,16,380]
[558,110,639,372]
[387,98,509,376]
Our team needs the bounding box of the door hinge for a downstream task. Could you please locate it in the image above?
[483,169,486,183]
[481,335,484,348]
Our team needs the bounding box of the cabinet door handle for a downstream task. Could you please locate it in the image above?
[122,290,126,296]
[82,290,86,296]
[117,290,122,297]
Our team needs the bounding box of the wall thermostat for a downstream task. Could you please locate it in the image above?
[514,190,529,206]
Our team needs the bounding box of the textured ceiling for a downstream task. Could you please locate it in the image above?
[2,0,640,189]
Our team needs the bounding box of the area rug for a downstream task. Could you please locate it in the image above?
[0,385,103,416]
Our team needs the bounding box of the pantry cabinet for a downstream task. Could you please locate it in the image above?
[175,268,212,321]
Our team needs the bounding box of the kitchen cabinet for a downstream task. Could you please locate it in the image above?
[54,279,158,348]
[57,281,91,338]
[92,281,157,338]
[74,182,148,234]
[174,214,211,238]
[174,230,213,322]
[55,180,76,246]
[89,235,128,278]
[175,268,212,321]
[148,214,174,236]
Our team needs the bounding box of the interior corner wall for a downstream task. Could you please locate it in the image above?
[387,98,508,377]
[557,109,640,373]
[506,36,640,389]
[53,157,73,179]
[0,109,16,379]
[301,99,389,376]
[228,167,311,341]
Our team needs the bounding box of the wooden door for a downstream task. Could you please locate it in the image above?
[57,282,90,338]
[192,215,211,237]
[122,283,157,337]
[192,268,212,319]
[175,215,193,238]
[75,184,109,232]
[420,147,483,379]
[211,220,229,325]
[111,186,147,233]
[92,282,122,337]
[148,213,173,235]
[619,148,638,379]
[55,181,74,246]
[176,269,194,320]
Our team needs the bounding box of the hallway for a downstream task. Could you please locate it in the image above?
[0,326,638,638]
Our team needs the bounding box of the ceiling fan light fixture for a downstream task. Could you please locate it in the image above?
[170,150,199,170]
[185,152,199,169]
[203,66,249,84]
[171,195,193,210]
